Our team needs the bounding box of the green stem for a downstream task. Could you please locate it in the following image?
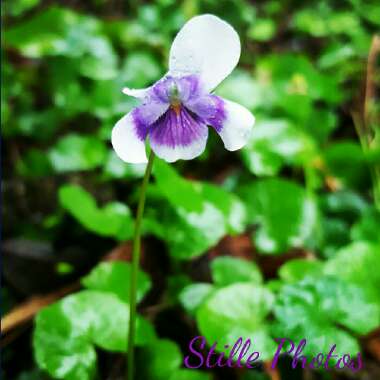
[127,151,155,380]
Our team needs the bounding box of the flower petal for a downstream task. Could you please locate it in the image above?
[169,14,241,92]
[149,107,208,162]
[122,86,151,98]
[215,99,255,151]
[111,113,148,164]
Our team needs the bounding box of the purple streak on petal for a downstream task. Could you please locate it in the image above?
[185,94,226,132]
[176,75,204,102]
[149,106,208,148]
[131,96,169,141]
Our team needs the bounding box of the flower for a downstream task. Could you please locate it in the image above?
[112,14,255,163]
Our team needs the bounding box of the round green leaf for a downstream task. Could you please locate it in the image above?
[81,261,151,303]
[325,241,380,302]
[211,256,262,286]
[278,259,323,283]
[240,178,318,254]
[179,283,214,314]
[49,134,107,173]
[196,284,275,360]
[59,184,133,239]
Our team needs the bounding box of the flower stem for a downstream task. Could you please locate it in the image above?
[127,151,155,380]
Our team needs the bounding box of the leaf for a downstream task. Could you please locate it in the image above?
[5,7,118,79]
[215,69,263,110]
[49,134,107,173]
[59,184,133,240]
[162,203,226,259]
[247,19,276,41]
[153,159,204,213]
[103,151,146,180]
[211,256,262,286]
[179,283,214,314]
[169,369,212,380]
[256,54,342,106]
[274,276,380,359]
[139,339,182,380]
[239,178,318,254]
[121,51,163,88]
[323,141,370,189]
[34,289,154,380]
[198,183,247,234]
[5,7,79,57]
[34,291,126,380]
[152,161,247,258]
[324,241,380,303]
[196,283,276,360]
[278,259,323,283]
[16,148,53,178]
[81,261,151,303]
[350,208,380,243]
[241,119,316,176]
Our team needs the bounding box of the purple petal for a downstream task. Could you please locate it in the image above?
[149,106,208,162]
[132,95,169,140]
[176,75,204,102]
[185,94,226,132]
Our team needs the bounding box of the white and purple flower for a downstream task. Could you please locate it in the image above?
[112,14,255,163]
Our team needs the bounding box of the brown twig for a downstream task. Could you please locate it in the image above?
[263,360,281,380]
[1,283,79,334]
[1,243,133,335]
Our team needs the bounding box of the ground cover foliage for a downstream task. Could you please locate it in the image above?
[2,0,380,379]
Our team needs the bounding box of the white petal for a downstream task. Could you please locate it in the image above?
[111,113,148,164]
[122,87,151,98]
[169,14,241,92]
[150,129,208,163]
[217,99,255,151]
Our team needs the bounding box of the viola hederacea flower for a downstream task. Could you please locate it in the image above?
[112,14,255,163]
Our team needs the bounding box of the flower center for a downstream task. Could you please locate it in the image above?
[170,99,182,115]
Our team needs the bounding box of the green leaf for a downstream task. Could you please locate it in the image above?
[292,8,359,37]
[4,0,40,17]
[49,134,107,173]
[169,369,212,380]
[34,291,127,380]
[139,339,182,380]
[152,161,247,258]
[350,208,380,243]
[5,7,118,79]
[196,284,276,360]
[247,19,276,41]
[324,241,380,303]
[121,51,163,88]
[198,183,247,234]
[216,69,263,110]
[16,148,53,178]
[162,203,226,259]
[256,54,342,106]
[5,7,80,57]
[211,256,262,286]
[153,159,204,213]
[179,283,214,314]
[103,151,146,179]
[34,289,153,380]
[239,178,318,254]
[241,119,316,176]
[59,184,133,239]
[323,141,370,189]
[274,276,380,359]
[81,261,151,303]
[278,259,323,283]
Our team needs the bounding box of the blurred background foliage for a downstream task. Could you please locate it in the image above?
[1,0,380,379]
